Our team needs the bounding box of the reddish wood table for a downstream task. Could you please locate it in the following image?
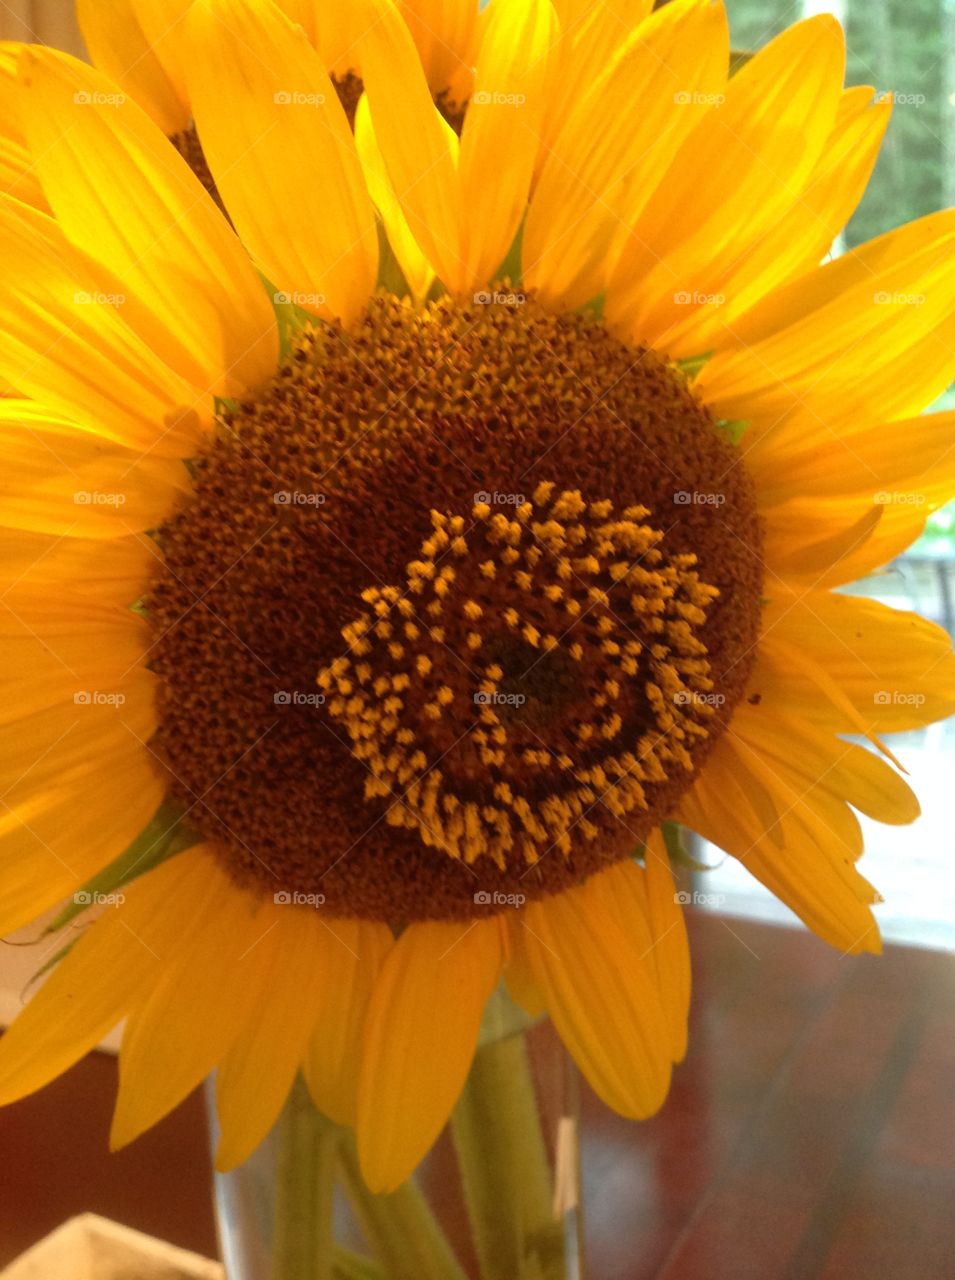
[2,912,953,1278]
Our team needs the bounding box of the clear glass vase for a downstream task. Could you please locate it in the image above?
[209,1009,585,1279]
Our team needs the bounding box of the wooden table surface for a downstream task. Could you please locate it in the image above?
[1,910,953,1278]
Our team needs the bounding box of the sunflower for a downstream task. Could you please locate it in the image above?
[1,0,954,1198]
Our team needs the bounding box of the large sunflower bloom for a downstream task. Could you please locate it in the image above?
[1,0,954,1196]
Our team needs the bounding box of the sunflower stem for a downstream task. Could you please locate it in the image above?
[336,1132,467,1280]
[450,1031,567,1280]
[272,1076,339,1280]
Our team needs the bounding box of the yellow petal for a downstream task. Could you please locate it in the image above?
[696,209,955,431]
[214,904,333,1169]
[184,0,378,327]
[21,47,277,399]
[0,747,163,938]
[543,0,656,156]
[111,859,271,1148]
[76,0,189,134]
[663,86,892,353]
[0,198,205,459]
[357,918,502,1193]
[642,836,691,1062]
[0,43,48,211]
[749,409,955,506]
[456,0,556,292]
[0,848,214,1105]
[525,0,729,309]
[679,723,882,955]
[753,588,955,734]
[738,710,920,827]
[587,850,691,1063]
[399,0,480,102]
[0,531,153,605]
[0,400,188,538]
[521,875,672,1119]
[607,15,845,352]
[127,0,194,112]
[300,917,393,1128]
[352,0,462,290]
[354,96,434,300]
[503,917,547,1017]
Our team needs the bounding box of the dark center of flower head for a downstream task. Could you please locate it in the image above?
[149,294,763,922]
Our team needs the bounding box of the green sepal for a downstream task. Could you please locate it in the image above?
[676,352,711,378]
[375,218,412,299]
[730,49,755,76]
[718,418,748,445]
[331,1249,384,1280]
[44,801,200,934]
[23,939,76,997]
[478,981,541,1049]
[661,820,709,872]
[493,213,526,290]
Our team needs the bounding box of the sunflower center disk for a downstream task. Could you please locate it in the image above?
[321,489,721,872]
[149,294,763,921]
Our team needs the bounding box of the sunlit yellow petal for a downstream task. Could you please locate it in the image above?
[697,209,955,431]
[22,47,277,399]
[456,0,556,292]
[352,0,462,289]
[354,96,434,300]
[525,0,728,309]
[607,15,845,352]
[185,0,378,327]
[77,0,189,134]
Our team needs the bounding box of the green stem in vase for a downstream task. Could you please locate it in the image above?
[272,1076,340,1280]
[336,1130,468,1280]
[451,1030,568,1280]
[331,1245,386,1279]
